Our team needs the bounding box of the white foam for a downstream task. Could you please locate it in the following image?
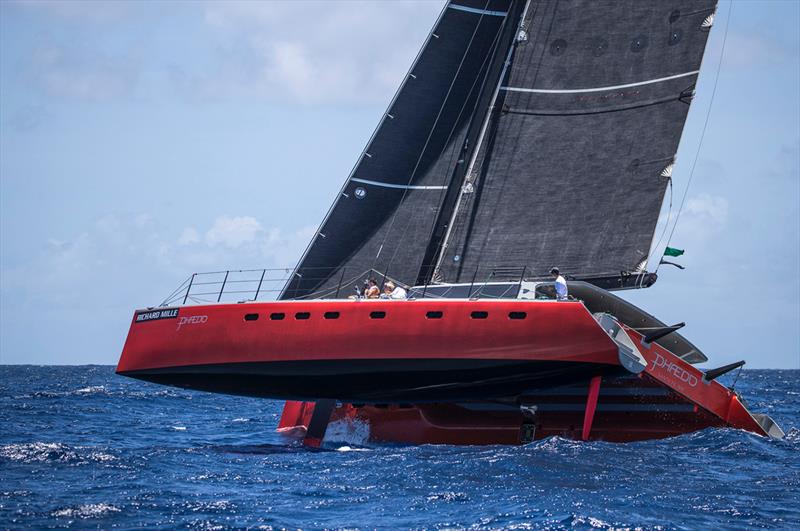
[0,442,117,464]
[0,442,72,462]
[187,500,234,512]
[172,426,187,431]
[52,503,120,518]
[335,445,370,452]
[74,386,106,395]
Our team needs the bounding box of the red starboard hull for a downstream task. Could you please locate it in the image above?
[277,325,781,444]
[117,299,622,402]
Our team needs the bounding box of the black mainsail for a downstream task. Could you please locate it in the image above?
[282,0,716,299]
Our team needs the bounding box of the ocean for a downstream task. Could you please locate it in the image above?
[1,366,798,529]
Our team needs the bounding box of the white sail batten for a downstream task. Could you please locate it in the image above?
[501,70,700,94]
[448,3,508,17]
[351,178,448,191]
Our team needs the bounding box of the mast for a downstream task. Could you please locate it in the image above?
[426,0,532,284]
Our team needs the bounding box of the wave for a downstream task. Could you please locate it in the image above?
[74,385,106,395]
[12,385,191,401]
[52,503,120,519]
[2,367,797,529]
[0,442,116,465]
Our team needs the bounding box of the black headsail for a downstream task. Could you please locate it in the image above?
[281,0,524,299]
[282,0,717,298]
[433,0,717,285]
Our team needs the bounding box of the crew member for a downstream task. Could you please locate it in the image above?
[364,278,380,299]
[550,267,568,301]
[383,281,407,299]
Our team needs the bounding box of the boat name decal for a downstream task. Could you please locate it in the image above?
[652,352,698,387]
[135,308,179,323]
[176,315,208,331]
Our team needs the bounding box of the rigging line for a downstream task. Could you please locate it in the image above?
[447,1,543,273]
[657,0,733,274]
[436,0,539,279]
[302,269,374,299]
[371,0,496,267]
[388,3,513,275]
[644,177,674,274]
[374,0,495,268]
[467,0,555,274]
[160,276,192,307]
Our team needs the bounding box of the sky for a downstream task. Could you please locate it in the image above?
[0,0,798,368]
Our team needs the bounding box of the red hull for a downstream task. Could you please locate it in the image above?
[311,378,729,444]
[115,297,781,443]
[117,299,621,402]
[277,325,780,444]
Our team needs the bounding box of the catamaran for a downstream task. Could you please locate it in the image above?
[117,0,784,445]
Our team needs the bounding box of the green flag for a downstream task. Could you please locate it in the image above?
[664,246,684,257]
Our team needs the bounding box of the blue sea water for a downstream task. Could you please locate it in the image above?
[0,366,798,530]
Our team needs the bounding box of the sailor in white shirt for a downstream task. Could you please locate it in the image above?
[550,267,568,301]
[383,281,407,299]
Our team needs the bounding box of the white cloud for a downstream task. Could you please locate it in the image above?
[269,41,315,100]
[178,227,200,246]
[684,194,729,230]
[8,0,138,24]
[6,0,444,105]
[205,216,263,248]
[179,0,444,104]
[722,31,792,68]
[1,213,315,309]
[27,46,139,101]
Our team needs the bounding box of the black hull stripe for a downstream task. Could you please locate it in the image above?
[119,359,623,403]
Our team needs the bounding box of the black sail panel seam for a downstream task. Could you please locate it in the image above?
[502,94,683,116]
